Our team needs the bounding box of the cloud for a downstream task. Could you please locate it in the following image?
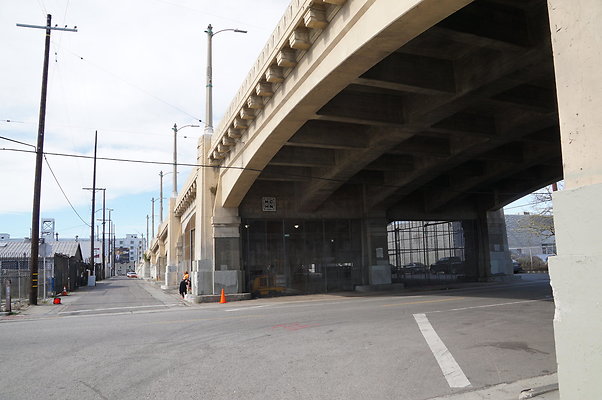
[0,0,289,237]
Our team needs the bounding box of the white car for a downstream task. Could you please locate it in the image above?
[126,271,138,278]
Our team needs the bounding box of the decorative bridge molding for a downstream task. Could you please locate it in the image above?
[208,0,347,163]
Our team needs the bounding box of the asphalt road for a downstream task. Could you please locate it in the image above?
[0,275,556,400]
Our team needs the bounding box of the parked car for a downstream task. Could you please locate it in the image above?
[512,260,523,274]
[430,256,465,274]
[126,271,138,278]
[402,262,428,273]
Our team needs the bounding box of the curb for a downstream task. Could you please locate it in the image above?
[519,384,559,399]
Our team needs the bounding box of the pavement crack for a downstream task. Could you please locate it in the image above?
[78,380,109,400]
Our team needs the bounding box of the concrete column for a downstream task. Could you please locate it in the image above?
[548,1,602,397]
[192,135,218,296]
[462,210,511,280]
[462,217,485,280]
[162,198,180,289]
[156,240,165,281]
[142,259,150,279]
[362,214,390,285]
[149,251,158,280]
[487,209,513,276]
[212,209,243,294]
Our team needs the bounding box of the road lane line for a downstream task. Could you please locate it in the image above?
[58,303,182,314]
[413,313,471,388]
[427,297,551,314]
[225,305,267,312]
[382,297,464,307]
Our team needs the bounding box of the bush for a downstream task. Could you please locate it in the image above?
[517,256,548,272]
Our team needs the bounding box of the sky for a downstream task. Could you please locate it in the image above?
[0,0,290,239]
[0,0,543,241]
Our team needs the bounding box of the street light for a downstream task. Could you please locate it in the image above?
[172,124,200,197]
[159,170,174,223]
[204,24,247,134]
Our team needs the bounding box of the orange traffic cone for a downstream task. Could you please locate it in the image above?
[219,288,227,304]
[61,286,68,296]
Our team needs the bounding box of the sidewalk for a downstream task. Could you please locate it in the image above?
[0,284,89,320]
[426,374,559,400]
[1,277,185,321]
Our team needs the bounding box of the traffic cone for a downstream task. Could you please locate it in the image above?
[219,288,227,304]
[61,286,68,296]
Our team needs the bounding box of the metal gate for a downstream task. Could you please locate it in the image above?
[387,220,465,283]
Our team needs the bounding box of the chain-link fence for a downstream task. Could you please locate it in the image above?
[1,254,88,309]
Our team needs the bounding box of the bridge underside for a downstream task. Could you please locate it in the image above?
[241,0,561,221]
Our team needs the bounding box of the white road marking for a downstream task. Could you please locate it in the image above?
[413,313,471,388]
[58,303,182,314]
[427,297,551,314]
[225,305,267,312]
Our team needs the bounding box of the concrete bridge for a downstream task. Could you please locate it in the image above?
[144,0,602,397]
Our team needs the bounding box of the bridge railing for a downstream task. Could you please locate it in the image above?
[211,0,309,151]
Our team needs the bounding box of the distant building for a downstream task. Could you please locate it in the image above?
[1,218,145,276]
[505,213,556,260]
[0,237,85,295]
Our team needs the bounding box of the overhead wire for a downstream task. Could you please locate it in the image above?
[43,154,91,227]
[0,134,90,227]
[0,144,558,199]
[50,41,203,125]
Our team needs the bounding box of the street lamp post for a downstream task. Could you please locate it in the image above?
[159,170,174,224]
[204,24,247,134]
[171,124,199,197]
[107,208,114,276]
[159,171,164,224]
[151,197,155,238]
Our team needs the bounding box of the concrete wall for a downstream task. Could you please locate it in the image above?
[548,0,602,398]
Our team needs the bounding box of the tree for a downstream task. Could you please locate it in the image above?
[518,183,562,240]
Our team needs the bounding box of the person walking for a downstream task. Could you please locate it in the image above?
[179,278,188,299]
[182,270,191,295]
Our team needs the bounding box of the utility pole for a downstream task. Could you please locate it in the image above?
[112,223,116,275]
[101,190,106,279]
[18,15,77,305]
[87,187,106,279]
[159,171,164,224]
[171,124,199,198]
[146,215,150,251]
[151,197,155,238]
[107,208,113,277]
[89,131,98,280]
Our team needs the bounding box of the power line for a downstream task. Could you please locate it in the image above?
[0,136,35,148]
[43,154,90,227]
[0,145,557,198]
[51,42,203,124]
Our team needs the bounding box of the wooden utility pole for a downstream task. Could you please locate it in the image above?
[90,131,98,278]
[86,187,106,279]
[18,15,77,305]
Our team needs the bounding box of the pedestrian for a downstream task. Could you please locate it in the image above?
[179,278,188,299]
[182,271,191,294]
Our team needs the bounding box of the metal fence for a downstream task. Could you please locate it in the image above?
[1,254,87,308]
[387,220,465,283]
